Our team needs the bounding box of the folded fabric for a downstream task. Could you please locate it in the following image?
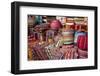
[63,47,77,59]
[59,45,78,59]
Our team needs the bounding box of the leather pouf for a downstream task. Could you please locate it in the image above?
[50,20,62,30]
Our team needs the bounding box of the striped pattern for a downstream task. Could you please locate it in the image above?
[62,31,74,44]
[31,45,49,60]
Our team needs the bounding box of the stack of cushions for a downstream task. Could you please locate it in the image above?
[61,17,75,45]
[62,30,74,45]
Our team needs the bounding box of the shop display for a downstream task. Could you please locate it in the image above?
[27,15,88,60]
